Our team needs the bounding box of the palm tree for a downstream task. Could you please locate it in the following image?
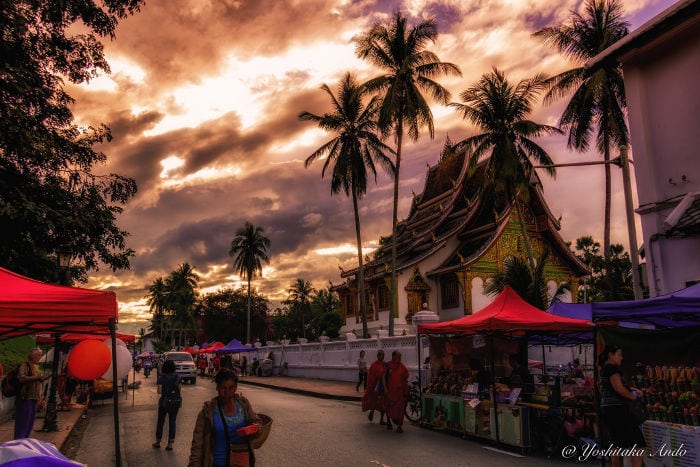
[285,278,315,340]
[145,277,167,340]
[299,72,394,338]
[534,0,629,260]
[451,68,562,269]
[355,11,461,335]
[229,221,271,344]
[485,249,569,310]
[164,263,199,347]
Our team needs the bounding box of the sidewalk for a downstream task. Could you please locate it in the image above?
[0,403,86,450]
[238,375,362,401]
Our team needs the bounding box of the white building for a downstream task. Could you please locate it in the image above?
[588,0,700,296]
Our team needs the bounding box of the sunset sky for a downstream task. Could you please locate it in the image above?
[70,0,676,335]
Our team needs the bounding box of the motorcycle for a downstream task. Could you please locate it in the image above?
[143,366,152,378]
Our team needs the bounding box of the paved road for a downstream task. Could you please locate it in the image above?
[76,373,573,466]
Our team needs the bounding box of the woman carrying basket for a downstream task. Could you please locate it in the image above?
[188,368,271,467]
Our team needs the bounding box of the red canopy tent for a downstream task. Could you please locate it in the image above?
[0,266,124,463]
[201,341,225,353]
[0,266,117,338]
[417,286,592,334]
[416,287,593,448]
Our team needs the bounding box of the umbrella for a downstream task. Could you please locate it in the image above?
[0,438,85,466]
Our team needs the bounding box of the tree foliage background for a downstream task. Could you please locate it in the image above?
[197,287,271,344]
[0,1,144,283]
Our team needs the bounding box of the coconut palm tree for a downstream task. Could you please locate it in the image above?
[229,222,270,344]
[355,11,461,335]
[164,263,199,347]
[485,249,569,310]
[451,68,562,269]
[285,278,315,340]
[534,0,629,260]
[299,72,394,338]
[145,276,167,340]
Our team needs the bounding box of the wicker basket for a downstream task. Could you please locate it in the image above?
[230,413,273,452]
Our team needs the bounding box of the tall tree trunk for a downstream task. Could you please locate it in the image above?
[514,197,537,271]
[603,141,612,261]
[389,121,403,337]
[246,277,252,344]
[352,187,368,338]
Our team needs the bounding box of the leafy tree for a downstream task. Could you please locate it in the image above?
[197,287,271,344]
[485,248,568,310]
[229,222,271,344]
[308,285,343,338]
[451,68,561,269]
[299,73,394,338]
[535,0,629,260]
[573,237,634,302]
[355,11,461,336]
[0,0,144,283]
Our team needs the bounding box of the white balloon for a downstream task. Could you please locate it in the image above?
[101,345,133,380]
[103,337,127,348]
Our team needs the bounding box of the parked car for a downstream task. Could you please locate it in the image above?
[161,351,197,384]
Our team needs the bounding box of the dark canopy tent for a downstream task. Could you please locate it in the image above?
[0,266,125,465]
[215,338,256,353]
[548,283,700,328]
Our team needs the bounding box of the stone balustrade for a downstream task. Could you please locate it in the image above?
[252,335,424,382]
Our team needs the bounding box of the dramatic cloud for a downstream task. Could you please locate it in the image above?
[68,0,675,334]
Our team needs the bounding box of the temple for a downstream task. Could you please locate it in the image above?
[334,139,589,334]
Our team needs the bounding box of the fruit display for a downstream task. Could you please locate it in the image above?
[634,365,700,426]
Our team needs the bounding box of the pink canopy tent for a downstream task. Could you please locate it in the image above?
[0,266,118,338]
[0,266,124,464]
[418,286,593,334]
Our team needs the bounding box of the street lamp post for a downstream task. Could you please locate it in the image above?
[533,146,643,300]
[43,250,72,432]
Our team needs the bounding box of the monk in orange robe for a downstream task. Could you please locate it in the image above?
[361,349,388,424]
[385,350,409,433]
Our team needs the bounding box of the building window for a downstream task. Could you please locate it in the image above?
[441,275,460,309]
[377,285,390,311]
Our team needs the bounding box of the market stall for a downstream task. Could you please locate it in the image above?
[0,266,125,465]
[418,286,594,452]
[550,285,700,466]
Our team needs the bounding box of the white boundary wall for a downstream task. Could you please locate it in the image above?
[253,335,421,382]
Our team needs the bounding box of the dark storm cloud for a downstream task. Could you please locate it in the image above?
[71,0,676,327]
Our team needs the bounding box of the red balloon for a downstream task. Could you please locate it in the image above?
[67,340,111,380]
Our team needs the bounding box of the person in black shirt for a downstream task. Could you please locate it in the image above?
[598,344,645,467]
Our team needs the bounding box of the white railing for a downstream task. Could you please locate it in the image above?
[250,335,422,382]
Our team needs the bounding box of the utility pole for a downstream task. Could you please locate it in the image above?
[533,147,643,299]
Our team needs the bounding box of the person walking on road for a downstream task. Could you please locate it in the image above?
[153,360,182,451]
[356,350,367,392]
[385,350,409,433]
[14,348,48,439]
[188,368,261,467]
[362,350,389,426]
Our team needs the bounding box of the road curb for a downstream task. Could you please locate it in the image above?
[238,380,361,402]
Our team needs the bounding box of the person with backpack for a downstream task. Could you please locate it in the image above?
[153,360,182,450]
[14,348,48,439]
